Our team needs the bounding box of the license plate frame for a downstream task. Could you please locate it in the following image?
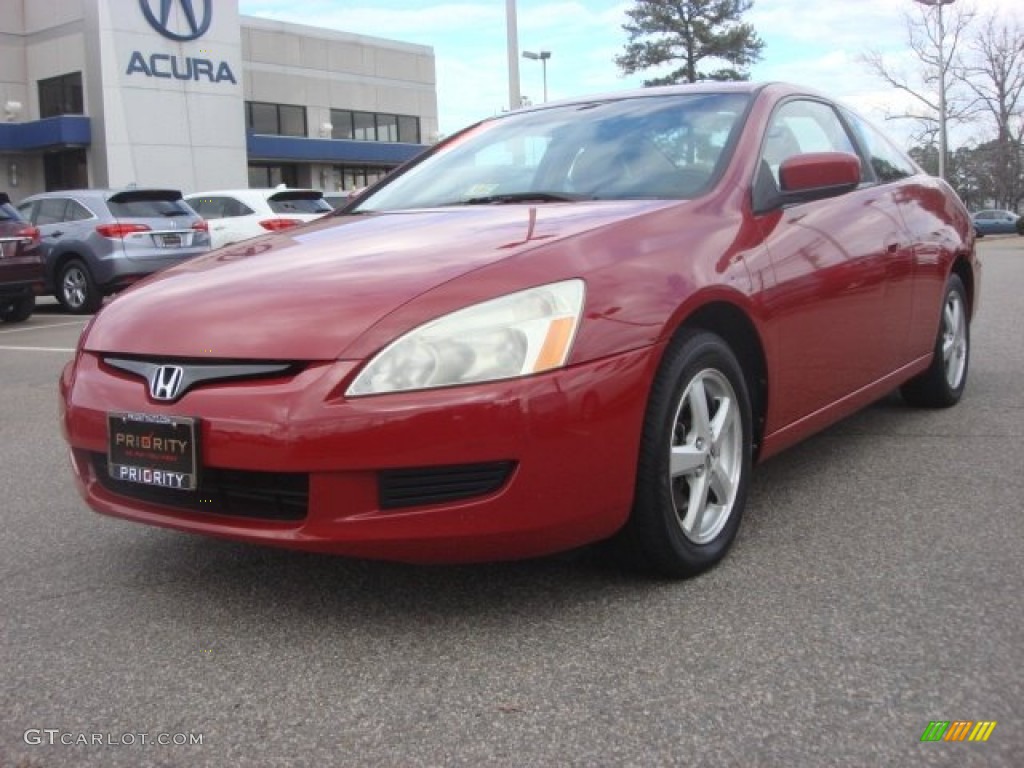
[107,412,199,491]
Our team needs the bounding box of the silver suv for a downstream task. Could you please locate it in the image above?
[17,188,211,313]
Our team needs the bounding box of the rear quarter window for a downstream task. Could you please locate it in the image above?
[841,108,919,183]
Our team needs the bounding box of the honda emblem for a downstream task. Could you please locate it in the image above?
[150,365,185,401]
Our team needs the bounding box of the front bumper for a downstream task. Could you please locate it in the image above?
[60,346,660,563]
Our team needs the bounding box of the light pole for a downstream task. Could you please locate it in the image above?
[522,50,552,103]
[506,0,521,112]
[914,0,956,180]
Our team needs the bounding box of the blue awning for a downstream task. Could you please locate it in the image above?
[0,116,91,152]
[247,133,426,165]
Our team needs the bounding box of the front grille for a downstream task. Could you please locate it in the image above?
[379,462,515,510]
[91,453,308,521]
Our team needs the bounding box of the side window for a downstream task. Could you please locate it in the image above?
[761,100,856,181]
[17,202,35,221]
[841,108,918,183]
[189,197,223,219]
[65,200,92,221]
[35,198,69,225]
[223,197,254,218]
[754,100,858,212]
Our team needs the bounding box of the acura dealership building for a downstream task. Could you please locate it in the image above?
[0,0,438,196]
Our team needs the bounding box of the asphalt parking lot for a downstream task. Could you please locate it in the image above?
[2,237,1021,768]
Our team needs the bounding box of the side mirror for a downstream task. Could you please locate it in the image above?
[752,152,862,214]
[778,152,861,203]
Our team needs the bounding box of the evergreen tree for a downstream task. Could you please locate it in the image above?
[616,0,765,85]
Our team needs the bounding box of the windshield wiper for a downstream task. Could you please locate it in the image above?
[459,192,592,205]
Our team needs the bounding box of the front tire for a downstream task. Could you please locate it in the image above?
[901,274,969,408]
[0,295,35,323]
[57,259,102,314]
[616,329,753,578]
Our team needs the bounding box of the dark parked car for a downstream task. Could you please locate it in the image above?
[17,188,210,313]
[0,192,44,323]
[971,209,1020,236]
[61,82,978,577]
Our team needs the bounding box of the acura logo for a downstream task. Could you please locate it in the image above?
[150,365,185,401]
[140,0,212,42]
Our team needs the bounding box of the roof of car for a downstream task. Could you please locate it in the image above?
[507,80,773,115]
[21,188,183,199]
[186,188,323,197]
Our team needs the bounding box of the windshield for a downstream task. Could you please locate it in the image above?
[108,199,194,218]
[356,92,750,212]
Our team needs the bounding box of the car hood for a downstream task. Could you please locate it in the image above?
[83,201,673,360]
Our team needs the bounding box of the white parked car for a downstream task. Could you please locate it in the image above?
[184,187,333,248]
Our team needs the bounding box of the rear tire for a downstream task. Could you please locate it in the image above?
[0,295,34,323]
[615,329,753,578]
[57,259,102,314]
[901,274,969,408]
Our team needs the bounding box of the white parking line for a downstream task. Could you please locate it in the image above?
[0,320,87,335]
[0,345,75,352]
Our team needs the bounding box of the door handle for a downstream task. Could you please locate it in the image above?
[47,230,64,238]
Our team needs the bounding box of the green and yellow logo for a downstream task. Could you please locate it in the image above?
[920,720,997,742]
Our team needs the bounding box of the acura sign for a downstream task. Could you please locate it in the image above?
[127,0,237,84]
[140,0,212,42]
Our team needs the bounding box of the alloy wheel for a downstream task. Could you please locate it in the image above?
[668,368,744,545]
[942,290,968,389]
[62,266,88,310]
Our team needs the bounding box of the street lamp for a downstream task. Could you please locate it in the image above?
[522,50,552,103]
[506,0,521,111]
[914,0,956,180]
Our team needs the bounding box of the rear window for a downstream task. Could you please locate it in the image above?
[108,198,194,218]
[0,202,20,222]
[267,193,332,215]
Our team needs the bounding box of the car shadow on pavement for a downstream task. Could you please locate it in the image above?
[87,390,938,626]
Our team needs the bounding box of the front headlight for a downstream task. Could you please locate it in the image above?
[347,279,585,396]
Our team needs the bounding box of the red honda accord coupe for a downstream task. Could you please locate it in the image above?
[59,82,978,577]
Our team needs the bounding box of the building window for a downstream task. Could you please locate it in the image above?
[376,114,398,142]
[39,72,84,118]
[397,116,420,144]
[334,164,393,191]
[245,102,307,138]
[352,111,376,142]
[330,110,352,140]
[330,110,421,144]
[43,149,88,190]
[248,164,300,188]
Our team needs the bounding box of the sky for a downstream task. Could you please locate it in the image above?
[238,0,1023,150]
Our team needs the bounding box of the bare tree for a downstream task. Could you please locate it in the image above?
[860,2,977,175]
[954,14,1024,210]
